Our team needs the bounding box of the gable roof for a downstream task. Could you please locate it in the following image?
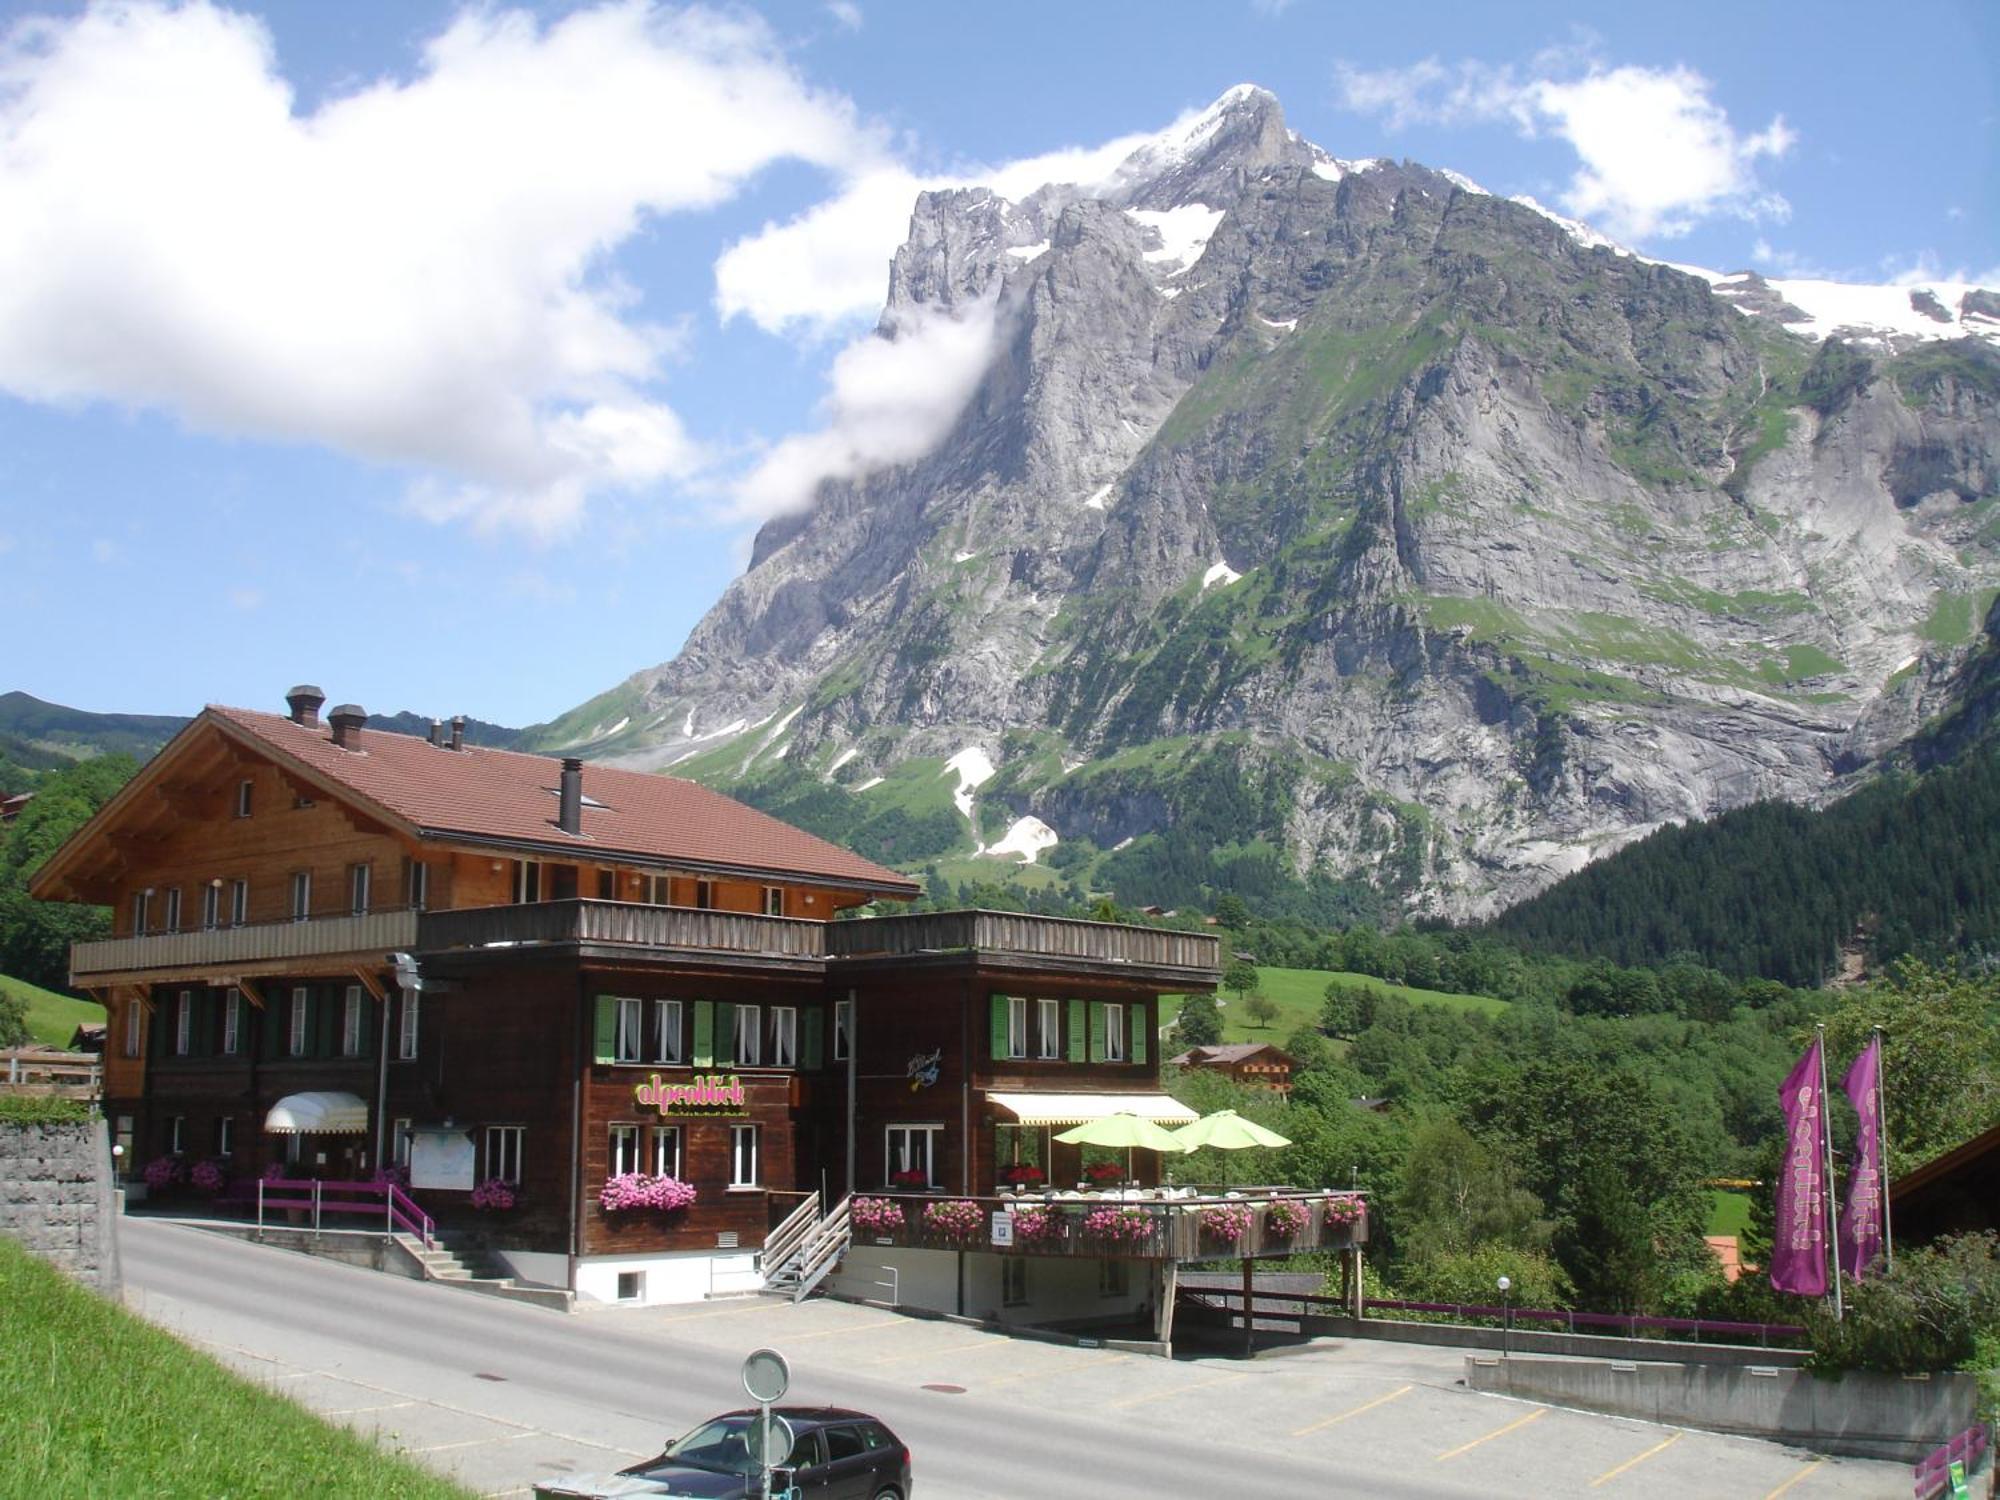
[1169,1042,1294,1067]
[33,705,918,900]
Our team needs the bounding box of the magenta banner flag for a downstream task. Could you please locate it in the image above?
[1838,1035,1887,1280]
[1771,1036,1830,1295]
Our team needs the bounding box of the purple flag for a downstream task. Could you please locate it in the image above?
[1771,1037,1830,1296]
[1838,1035,1887,1280]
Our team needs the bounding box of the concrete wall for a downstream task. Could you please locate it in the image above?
[573,1248,761,1305]
[826,1247,1149,1329]
[1466,1353,1980,1462]
[0,1119,120,1296]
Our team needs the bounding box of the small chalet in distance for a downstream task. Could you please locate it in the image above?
[31,688,1377,1336]
[1168,1042,1295,1096]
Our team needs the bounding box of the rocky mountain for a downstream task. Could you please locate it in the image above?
[531,86,2000,921]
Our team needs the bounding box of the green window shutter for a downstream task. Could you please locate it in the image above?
[715,1002,737,1066]
[692,1001,714,1067]
[1088,1002,1105,1063]
[1131,1004,1147,1066]
[990,994,1011,1059]
[1067,999,1086,1062]
[593,996,617,1064]
[803,1009,824,1070]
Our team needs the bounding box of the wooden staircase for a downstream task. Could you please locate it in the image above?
[760,1193,851,1303]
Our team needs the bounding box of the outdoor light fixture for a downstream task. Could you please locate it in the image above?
[1497,1275,1513,1356]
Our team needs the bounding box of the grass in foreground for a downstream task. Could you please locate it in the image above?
[1163,965,1506,1043]
[1708,1189,1754,1239]
[0,1235,467,1498]
[2,971,106,1049]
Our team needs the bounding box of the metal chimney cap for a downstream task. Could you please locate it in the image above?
[328,703,368,722]
[287,684,326,703]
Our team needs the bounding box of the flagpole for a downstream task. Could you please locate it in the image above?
[1818,1025,1843,1320]
[1875,1025,1893,1274]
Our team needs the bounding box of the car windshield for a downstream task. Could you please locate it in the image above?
[657,1415,759,1477]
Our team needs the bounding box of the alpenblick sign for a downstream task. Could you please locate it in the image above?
[635,1073,748,1116]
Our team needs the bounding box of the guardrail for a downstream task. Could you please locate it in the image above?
[826,909,1220,975]
[1361,1297,1807,1347]
[253,1177,434,1248]
[0,1048,101,1098]
[419,900,826,959]
[1915,1422,1990,1500]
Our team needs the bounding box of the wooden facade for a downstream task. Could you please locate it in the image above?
[33,699,1221,1300]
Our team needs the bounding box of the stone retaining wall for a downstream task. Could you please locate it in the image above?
[0,1120,121,1296]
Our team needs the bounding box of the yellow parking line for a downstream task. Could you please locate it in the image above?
[980,1353,1126,1390]
[1436,1406,1546,1461]
[776,1318,909,1342]
[867,1338,1006,1366]
[651,1301,775,1322]
[1591,1431,1683,1486]
[1291,1383,1414,1437]
[1107,1371,1251,1410]
[1763,1458,1824,1499]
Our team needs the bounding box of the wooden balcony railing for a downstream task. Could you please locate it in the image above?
[70,910,420,981]
[826,910,1221,976]
[844,1189,1367,1262]
[417,900,827,959]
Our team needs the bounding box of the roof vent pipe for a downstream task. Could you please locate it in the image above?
[427,719,443,747]
[285,685,326,728]
[449,715,466,752]
[328,704,368,750]
[558,758,584,835]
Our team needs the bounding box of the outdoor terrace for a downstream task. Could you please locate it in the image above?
[843,1187,1368,1262]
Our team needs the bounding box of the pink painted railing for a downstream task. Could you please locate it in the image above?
[254,1178,433,1249]
[1361,1297,1805,1346]
[1914,1423,1989,1500]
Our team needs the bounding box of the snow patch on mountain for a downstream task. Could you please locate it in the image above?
[986,815,1060,864]
[944,746,996,821]
[1126,205,1224,270]
[1202,560,1243,589]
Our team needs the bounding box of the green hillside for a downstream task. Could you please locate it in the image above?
[2,973,103,1048]
[1163,964,1503,1044]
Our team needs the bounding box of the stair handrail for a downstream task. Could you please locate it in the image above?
[761,1189,822,1273]
[386,1182,435,1250]
[790,1197,852,1303]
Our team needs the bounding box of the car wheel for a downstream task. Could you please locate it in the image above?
[871,1490,902,1500]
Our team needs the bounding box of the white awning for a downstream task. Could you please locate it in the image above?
[264,1091,369,1135]
[987,1092,1200,1128]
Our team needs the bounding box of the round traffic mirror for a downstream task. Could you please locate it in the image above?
[746,1411,795,1471]
[741,1347,790,1404]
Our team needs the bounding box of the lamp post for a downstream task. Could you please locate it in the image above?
[1497,1275,1513,1358]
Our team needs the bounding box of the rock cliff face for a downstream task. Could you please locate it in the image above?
[536,87,2000,920]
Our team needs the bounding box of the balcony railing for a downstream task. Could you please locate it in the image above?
[826,910,1221,976]
[417,900,828,959]
[70,909,420,981]
[844,1188,1367,1262]
[411,901,1222,977]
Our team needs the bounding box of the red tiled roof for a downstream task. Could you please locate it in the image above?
[210,706,917,896]
[1172,1042,1293,1066]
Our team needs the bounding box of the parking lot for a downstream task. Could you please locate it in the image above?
[127,1220,1910,1499]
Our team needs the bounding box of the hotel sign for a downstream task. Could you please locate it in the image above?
[635,1073,748,1117]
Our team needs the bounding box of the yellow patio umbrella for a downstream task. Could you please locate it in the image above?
[1170,1109,1292,1151]
[1054,1112,1192,1184]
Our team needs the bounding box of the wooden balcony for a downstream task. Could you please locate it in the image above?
[845,1188,1367,1262]
[826,910,1221,984]
[70,909,419,984]
[417,899,827,963]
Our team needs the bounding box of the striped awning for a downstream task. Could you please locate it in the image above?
[263,1091,368,1135]
[987,1092,1199,1128]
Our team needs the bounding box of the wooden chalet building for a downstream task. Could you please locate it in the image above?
[33,689,1324,1325]
[1167,1042,1295,1096]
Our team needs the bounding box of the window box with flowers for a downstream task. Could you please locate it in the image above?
[1264,1196,1310,1240]
[851,1196,905,1238]
[1322,1193,1367,1239]
[1000,1163,1045,1190]
[889,1169,930,1190]
[1009,1205,1061,1245]
[1082,1161,1124,1187]
[470,1177,517,1211]
[920,1198,984,1244]
[599,1173,697,1215]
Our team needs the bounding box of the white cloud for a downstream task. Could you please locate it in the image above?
[0,1,879,536]
[1334,52,1794,241]
[825,1,863,30]
[732,299,1001,519]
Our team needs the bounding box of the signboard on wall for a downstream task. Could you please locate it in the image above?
[990,1211,1015,1248]
[635,1073,748,1117]
[410,1127,476,1191]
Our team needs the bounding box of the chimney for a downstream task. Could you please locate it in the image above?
[558,758,584,835]
[285,684,326,728]
[428,719,443,747]
[328,703,368,750]
[449,715,466,752]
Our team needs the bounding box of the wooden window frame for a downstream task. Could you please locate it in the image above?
[397,993,419,1061]
[235,779,253,818]
[163,888,181,934]
[289,870,312,923]
[769,1005,797,1069]
[1103,1002,1127,1063]
[650,1124,682,1179]
[288,987,309,1058]
[405,859,429,912]
[729,1124,760,1188]
[653,999,684,1066]
[130,890,151,936]
[1037,997,1061,1060]
[485,1125,524,1184]
[201,882,220,931]
[885,1123,942,1189]
[762,885,784,917]
[695,878,715,910]
[1006,995,1029,1059]
[349,863,371,916]
[734,1003,762,1067]
[608,1123,641,1178]
[613,997,644,1064]
[341,984,364,1058]
[222,988,241,1055]
[229,878,248,927]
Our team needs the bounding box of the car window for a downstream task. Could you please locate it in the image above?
[662,1415,757,1476]
[785,1428,824,1469]
[824,1426,868,1461]
[857,1421,897,1452]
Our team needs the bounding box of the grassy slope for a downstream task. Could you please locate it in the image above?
[1162,964,1505,1043]
[0,1235,466,1498]
[1707,1189,1753,1239]
[2,973,105,1048]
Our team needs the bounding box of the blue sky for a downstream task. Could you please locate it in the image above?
[0,0,1993,727]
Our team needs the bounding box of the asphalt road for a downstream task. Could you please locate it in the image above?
[120,1219,1904,1500]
